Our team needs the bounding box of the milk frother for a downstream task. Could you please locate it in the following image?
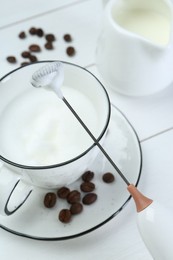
[31,61,173,260]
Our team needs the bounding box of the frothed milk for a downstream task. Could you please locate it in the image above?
[0,86,100,166]
[114,9,170,45]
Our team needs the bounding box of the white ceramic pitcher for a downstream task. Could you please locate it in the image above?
[96,0,173,96]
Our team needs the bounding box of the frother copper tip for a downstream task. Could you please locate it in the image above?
[127,184,153,212]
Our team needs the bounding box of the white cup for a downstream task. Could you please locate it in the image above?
[96,0,173,96]
[0,61,111,215]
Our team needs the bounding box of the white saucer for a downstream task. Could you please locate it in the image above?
[0,104,142,240]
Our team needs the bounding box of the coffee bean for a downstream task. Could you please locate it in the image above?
[45,34,56,42]
[102,172,115,183]
[21,51,31,58]
[57,187,70,199]
[67,190,81,204]
[70,203,83,215]
[29,55,37,62]
[6,56,17,63]
[44,192,57,208]
[19,31,26,39]
[29,27,37,35]
[63,34,72,42]
[82,193,97,205]
[44,41,54,50]
[66,46,75,56]
[29,44,41,52]
[36,28,44,37]
[82,171,94,182]
[80,182,95,192]
[59,209,71,223]
[21,62,30,66]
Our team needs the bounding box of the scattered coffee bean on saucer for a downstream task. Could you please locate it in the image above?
[67,190,81,204]
[82,193,97,205]
[102,172,115,183]
[82,171,94,182]
[80,182,95,192]
[57,187,70,199]
[44,192,57,208]
[59,209,72,223]
[70,202,83,215]
[43,169,117,224]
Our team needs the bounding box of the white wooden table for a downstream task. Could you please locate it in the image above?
[0,0,173,259]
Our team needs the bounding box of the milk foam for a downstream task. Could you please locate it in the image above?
[0,86,99,166]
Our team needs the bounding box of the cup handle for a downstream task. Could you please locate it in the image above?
[0,163,33,216]
[4,179,33,216]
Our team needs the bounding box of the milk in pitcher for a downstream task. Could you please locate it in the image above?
[114,9,170,45]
